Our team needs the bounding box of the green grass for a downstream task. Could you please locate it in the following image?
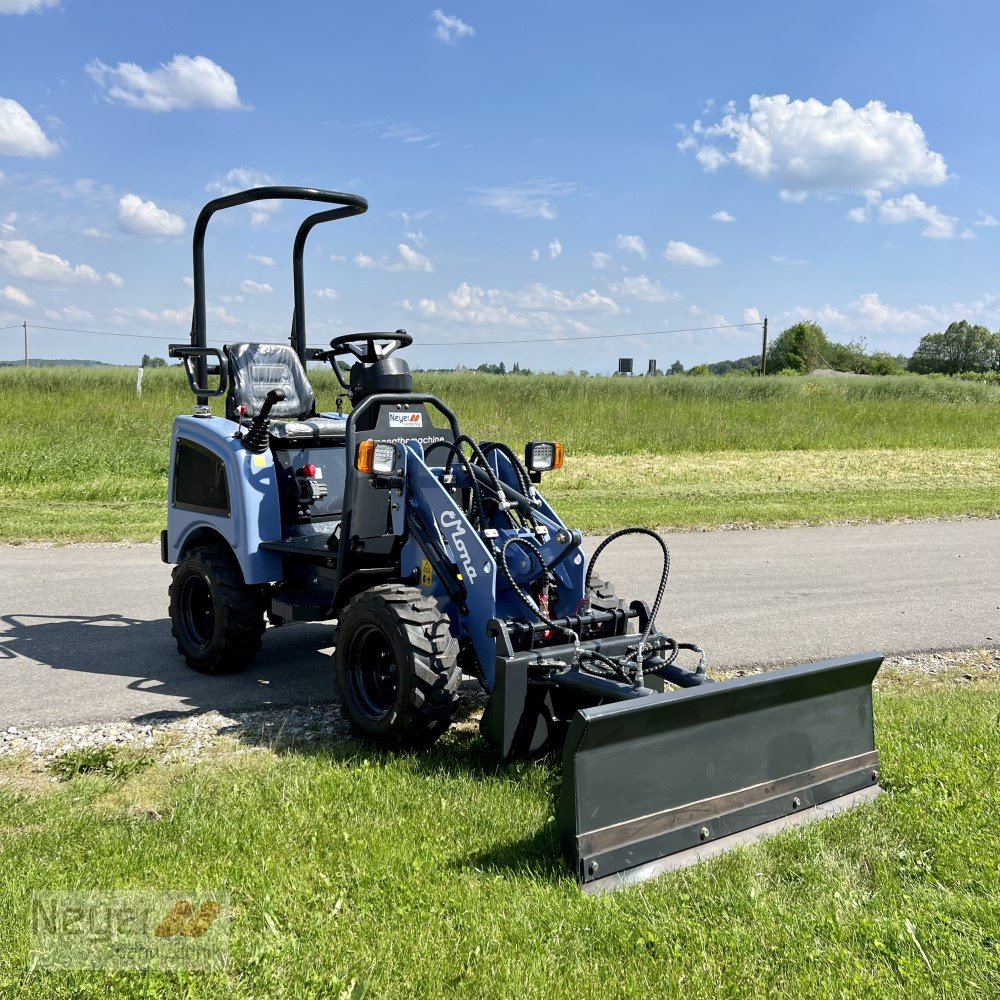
[0,668,997,998]
[1,367,999,541]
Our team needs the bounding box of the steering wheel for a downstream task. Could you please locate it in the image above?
[326,330,413,364]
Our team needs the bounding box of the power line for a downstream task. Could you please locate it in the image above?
[417,321,763,347]
[0,324,24,331]
[26,323,227,345]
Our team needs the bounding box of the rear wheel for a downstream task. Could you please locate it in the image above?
[334,585,461,748]
[169,544,265,673]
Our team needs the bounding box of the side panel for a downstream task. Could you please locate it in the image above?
[165,415,283,583]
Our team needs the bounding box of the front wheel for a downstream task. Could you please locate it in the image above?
[168,544,265,674]
[334,585,461,748]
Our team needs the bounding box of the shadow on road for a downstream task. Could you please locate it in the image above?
[0,612,338,721]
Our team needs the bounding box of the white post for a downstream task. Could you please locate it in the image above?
[136,366,144,396]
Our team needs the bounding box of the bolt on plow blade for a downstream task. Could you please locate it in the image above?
[559,652,883,893]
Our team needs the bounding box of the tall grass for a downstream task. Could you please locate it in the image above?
[1,367,998,540]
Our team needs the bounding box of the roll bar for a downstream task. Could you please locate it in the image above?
[189,186,368,372]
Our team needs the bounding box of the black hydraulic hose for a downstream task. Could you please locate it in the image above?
[478,441,538,529]
[426,437,489,531]
[586,527,672,666]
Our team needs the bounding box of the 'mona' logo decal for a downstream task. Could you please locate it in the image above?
[439,510,477,582]
[388,412,423,428]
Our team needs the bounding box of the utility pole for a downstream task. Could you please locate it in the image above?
[23,320,28,368]
[760,316,768,376]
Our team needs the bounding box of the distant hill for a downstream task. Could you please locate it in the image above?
[0,359,121,368]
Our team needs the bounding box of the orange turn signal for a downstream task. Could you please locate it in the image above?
[553,442,565,470]
[356,439,376,474]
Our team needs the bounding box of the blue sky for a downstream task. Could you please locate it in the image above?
[1,0,998,371]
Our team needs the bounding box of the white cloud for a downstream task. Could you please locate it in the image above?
[240,279,273,294]
[846,205,869,223]
[314,288,339,300]
[354,242,433,273]
[2,284,32,306]
[105,272,124,288]
[771,254,808,266]
[403,280,617,336]
[0,0,59,12]
[711,210,736,223]
[743,307,762,324]
[0,97,58,156]
[471,179,574,220]
[664,240,720,267]
[530,248,540,262]
[974,212,998,227]
[590,251,615,270]
[400,211,428,247]
[615,234,647,258]
[44,305,94,323]
[208,167,273,194]
[86,55,246,112]
[81,227,113,240]
[118,193,185,236]
[432,9,475,44]
[381,123,439,145]
[548,238,562,259]
[679,94,948,200]
[609,274,679,302]
[248,254,275,266]
[0,238,108,283]
[181,276,194,288]
[876,192,958,239]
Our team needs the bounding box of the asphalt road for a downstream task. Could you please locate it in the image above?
[1,519,997,728]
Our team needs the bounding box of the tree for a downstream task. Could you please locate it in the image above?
[909,320,1000,374]
[141,354,166,368]
[668,360,685,375]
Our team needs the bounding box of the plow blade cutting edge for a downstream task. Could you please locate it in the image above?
[559,652,883,892]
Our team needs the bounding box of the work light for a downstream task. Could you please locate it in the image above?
[524,441,564,472]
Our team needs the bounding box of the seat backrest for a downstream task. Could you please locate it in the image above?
[226,343,315,421]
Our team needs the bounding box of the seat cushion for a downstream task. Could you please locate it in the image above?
[269,415,348,444]
[226,343,315,421]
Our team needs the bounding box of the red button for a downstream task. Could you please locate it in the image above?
[302,463,317,478]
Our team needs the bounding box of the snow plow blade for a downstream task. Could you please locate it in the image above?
[559,652,883,893]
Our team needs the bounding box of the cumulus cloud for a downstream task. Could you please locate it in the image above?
[207,168,280,226]
[615,234,647,258]
[0,0,60,13]
[402,280,618,336]
[876,193,958,239]
[105,272,124,288]
[664,240,720,267]
[470,179,575,220]
[118,193,185,236]
[590,251,615,270]
[81,227,113,240]
[744,307,762,324]
[0,97,58,156]
[354,242,433,273]
[609,274,680,302]
[974,212,998,227]
[530,248,540,262]
[314,288,338,299]
[45,305,94,322]
[248,254,275,266]
[240,279,272,294]
[771,254,808,266]
[2,284,32,306]
[711,210,736,223]
[548,238,562,259]
[679,94,948,200]
[0,0,60,14]
[0,238,113,283]
[432,9,474,44]
[86,55,246,112]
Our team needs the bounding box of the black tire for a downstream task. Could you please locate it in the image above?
[586,574,635,638]
[168,544,265,674]
[334,584,461,748]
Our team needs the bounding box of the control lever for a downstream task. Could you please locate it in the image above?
[243,389,286,454]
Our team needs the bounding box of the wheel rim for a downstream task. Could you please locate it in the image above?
[179,573,216,652]
[345,624,399,724]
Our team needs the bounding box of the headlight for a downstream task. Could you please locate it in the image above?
[356,439,399,476]
[372,443,397,476]
[524,441,564,472]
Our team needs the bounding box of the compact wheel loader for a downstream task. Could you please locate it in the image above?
[164,186,884,891]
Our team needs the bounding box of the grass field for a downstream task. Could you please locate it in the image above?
[1,367,999,541]
[0,661,997,998]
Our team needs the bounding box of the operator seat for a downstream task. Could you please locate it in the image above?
[225,343,345,444]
